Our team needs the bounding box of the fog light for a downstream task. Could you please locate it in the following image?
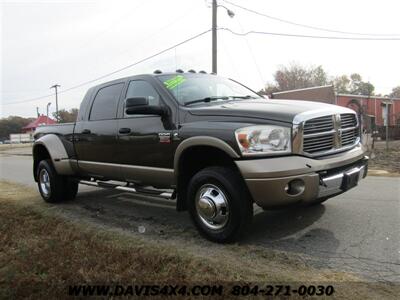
[285,179,305,196]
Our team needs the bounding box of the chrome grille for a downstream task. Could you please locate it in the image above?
[303,115,333,135]
[303,134,334,153]
[340,113,357,128]
[341,128,358,146]
[300,113,359,156]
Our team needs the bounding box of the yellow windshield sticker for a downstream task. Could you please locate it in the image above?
[163,75,186,90]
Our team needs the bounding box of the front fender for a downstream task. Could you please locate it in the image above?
[173,136,240,181]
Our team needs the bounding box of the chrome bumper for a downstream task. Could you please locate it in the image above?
[318,162,367,198]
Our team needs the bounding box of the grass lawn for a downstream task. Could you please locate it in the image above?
[0,181,398,299]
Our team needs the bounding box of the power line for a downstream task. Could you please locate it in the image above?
[2,92,56,105]
[65,1,149,57]
[223,0,400,37]
[235,17,265,87]
[219,27,400,40]
[2,7,194,99]
[3,29,211,105]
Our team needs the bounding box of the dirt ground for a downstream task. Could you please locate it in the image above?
[369,140,400,174]
[0,143,32,150]
[0,143,32,156]
[1,181,399,299]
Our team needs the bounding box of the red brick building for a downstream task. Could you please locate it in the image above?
[336,94,400,127]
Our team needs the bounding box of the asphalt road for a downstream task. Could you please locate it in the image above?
[1,151,399,282]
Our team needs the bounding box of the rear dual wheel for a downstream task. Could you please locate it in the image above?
[37,159,78,203]
[187,166,253,243]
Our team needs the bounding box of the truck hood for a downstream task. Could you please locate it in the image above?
[188,99,354,124]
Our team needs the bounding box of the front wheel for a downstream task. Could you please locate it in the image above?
[187,166,253,243]
[37,159,78,203]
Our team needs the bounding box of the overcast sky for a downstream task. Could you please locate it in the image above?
[1,0,399,118]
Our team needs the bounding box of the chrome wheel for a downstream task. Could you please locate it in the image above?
[195,184,229,230]
[39,168,51,197]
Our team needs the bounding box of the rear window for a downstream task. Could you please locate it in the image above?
[89,83,124,121]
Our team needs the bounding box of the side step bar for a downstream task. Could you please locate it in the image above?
[79,180,175,200]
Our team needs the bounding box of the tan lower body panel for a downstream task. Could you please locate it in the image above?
[245,174,319,208]
[77,160,174,188]
[236,148,368,209]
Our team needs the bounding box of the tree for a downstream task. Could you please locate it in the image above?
[349,73,374,96]
[0,116,34,140]
[53,108,78,123]
[311,66,329,87]
[390,86,400,98]
[261,63,329,94]
[260,63,376,97]
[332,73,375,96]
[332,75,351,94]
[259,82,280,95]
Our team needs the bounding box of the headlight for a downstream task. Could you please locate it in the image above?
[235,125,291,156]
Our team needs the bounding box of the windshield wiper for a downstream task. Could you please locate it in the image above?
[184,96,229,106]
[228,95,257,99]
[184,95,258,106]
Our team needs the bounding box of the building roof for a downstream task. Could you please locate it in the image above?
[23,115,56,130]
[272,85,334,95]
[271,85,335,104]
[271,84,400,101]
[336,93,400,101]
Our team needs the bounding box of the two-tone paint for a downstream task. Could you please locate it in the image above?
[33,72,368,210]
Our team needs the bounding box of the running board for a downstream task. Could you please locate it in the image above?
[79,180,174,199]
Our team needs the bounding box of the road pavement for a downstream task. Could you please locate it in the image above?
[1,152,399,282]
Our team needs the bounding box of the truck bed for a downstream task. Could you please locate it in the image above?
[34,122,75,137]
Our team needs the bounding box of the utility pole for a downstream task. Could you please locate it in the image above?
[50,84,60,122]
[36,107,40,117]
[211,1,234,74]
[46,102,51,125]
[212,0,217,74]
[385,102,390,151]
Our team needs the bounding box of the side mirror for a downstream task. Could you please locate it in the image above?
[125,97,167,116]
[125,97,148,109]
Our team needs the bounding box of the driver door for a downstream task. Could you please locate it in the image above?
[116,80,175,186]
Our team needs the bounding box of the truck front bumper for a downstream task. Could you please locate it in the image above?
[235,145,368,208]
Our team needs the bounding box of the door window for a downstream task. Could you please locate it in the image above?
[125,80,160,107]
[90,83,124,121]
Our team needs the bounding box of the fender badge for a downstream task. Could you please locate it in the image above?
[158,132,171,143]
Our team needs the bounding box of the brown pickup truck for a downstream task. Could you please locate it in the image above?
[33,71,368,242]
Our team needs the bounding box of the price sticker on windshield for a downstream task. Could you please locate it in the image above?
[163,75,186,90]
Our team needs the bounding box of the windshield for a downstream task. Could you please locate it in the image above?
[157,74,261,105]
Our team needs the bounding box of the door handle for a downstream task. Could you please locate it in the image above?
[81,129,91,134]
[119,128,131,134]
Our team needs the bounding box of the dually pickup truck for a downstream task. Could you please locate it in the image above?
[33,71,368,242]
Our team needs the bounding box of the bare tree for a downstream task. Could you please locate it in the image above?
[53,108,78,123]
[390,86,400,98]
[262,62,329,95]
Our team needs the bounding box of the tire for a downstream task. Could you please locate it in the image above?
[187,166,253,243]
[36,159,78,203]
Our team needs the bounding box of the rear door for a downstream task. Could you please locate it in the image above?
[75,82,124,179]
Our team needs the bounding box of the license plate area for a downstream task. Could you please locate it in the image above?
[340,168,360,191]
